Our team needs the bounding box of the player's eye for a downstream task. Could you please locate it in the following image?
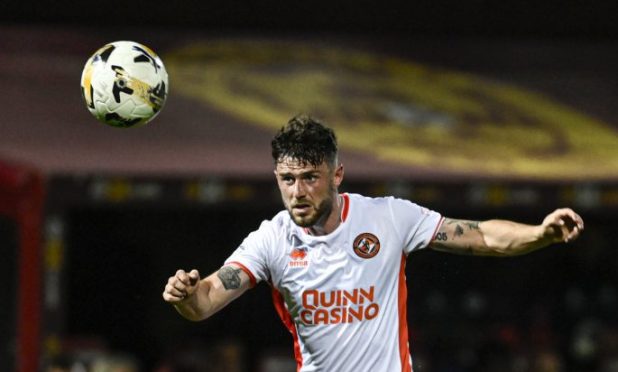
[305,174,319,182]
[281,176,295,184]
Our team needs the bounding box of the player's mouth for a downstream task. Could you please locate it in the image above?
[292,203,313,215]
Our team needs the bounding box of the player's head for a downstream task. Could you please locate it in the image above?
[272,115,344,228]
[271,114,338,169]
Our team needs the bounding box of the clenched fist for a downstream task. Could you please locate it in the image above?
[541,208,584,243]
[162,269,200,304]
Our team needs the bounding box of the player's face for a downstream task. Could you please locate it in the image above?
[275,157,343,228]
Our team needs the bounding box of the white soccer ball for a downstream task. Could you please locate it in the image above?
[80,41,169,128]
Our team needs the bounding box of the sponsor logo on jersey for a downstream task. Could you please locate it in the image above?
[288,247,309,268]
[353,233,381,259]
[299,286,380,325]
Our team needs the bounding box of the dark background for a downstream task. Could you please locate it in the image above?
[1,0,616,40]
[0,216,18,372]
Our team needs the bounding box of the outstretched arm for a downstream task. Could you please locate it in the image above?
[162,264,252,321]
[429,208,584,256]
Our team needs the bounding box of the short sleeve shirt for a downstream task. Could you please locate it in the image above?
[225,193,443,372]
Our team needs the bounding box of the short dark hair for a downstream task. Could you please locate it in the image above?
[271,114,338,168]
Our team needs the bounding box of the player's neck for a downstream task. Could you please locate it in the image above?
[307,194,343,236]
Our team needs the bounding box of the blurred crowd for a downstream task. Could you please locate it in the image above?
[411,299,618,372]
[44,300,618,372]
[44,338,294,372]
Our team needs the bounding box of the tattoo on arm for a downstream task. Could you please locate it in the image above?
[217,266,242,290]
[454,224,464,238]
[447,219,480,238]
[430,218,482,255]
[435,232,448,241]
[464,221,480,230]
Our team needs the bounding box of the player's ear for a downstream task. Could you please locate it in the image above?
[333,164,344,187]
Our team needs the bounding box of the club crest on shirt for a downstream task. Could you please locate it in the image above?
[353,233,381,259]
[288,247,309,268]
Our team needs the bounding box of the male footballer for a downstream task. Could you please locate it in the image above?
[163,115,584,372]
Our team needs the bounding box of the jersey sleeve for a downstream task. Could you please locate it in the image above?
[388,197,443,255]
[224,220,275,285]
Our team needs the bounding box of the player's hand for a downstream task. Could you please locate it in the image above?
[541,208,584,243]
[162,269,201,304]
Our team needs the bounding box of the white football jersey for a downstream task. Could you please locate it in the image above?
[225,193,443,372]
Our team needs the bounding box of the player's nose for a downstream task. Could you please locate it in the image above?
[292,180,306,198]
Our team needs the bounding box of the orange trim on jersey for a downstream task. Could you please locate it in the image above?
[398,254,412,372]
[271,288,303,372]
[227,261,257,288]
[340,193,350,222]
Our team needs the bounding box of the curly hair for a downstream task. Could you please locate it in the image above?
[271,114,338,168]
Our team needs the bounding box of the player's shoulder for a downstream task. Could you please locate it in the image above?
[347,192,409,208]
[348,193,434,219]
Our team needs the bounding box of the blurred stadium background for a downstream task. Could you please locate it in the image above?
[1,1,617,371]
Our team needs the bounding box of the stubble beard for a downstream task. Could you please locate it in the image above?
[286,185,336,228]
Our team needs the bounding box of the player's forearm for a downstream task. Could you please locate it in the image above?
[431,211,582,256]
[173,283,214,321]
[478,219,549,256]
[172,268,249,321]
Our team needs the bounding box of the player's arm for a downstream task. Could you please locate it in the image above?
[162,264,252,321]
[429,208,584,256]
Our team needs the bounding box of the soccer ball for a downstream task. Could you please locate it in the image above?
[80,41,168,128]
